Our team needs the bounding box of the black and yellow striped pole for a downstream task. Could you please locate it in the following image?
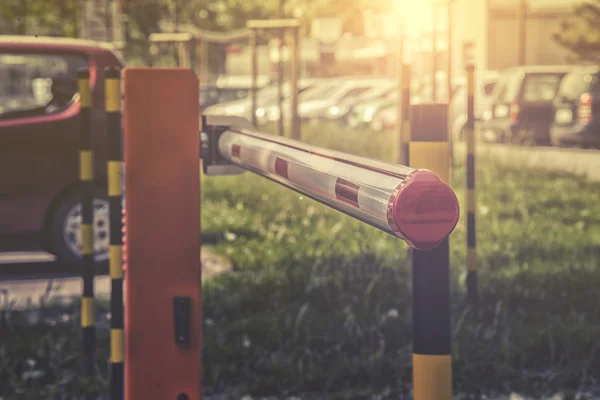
[106,67,124,400]
[465,63,478,305]
[400,63,411,165]
[77,68,96,374]
[409,103,452,400]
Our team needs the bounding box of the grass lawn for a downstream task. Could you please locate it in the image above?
[1,122,600,399]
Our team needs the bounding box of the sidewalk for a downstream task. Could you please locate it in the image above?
[0,247,231,311]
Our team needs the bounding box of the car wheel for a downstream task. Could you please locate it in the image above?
[49,186,111,269]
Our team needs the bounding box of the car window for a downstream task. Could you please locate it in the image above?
[338,87,370,103]
[495,71,521,103]
[521,74,563,102]
[0,52,87,115]
[557,72,598,101]
[200,88,220,104]
[219,89,248,103]
[299,82,336,101]
[483,82,496,96]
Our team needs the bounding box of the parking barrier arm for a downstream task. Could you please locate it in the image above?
[201,116,460,251]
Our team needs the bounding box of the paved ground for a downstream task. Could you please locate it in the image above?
[0,248,231,310]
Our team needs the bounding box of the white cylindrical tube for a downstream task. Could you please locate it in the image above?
[218,128,460,250]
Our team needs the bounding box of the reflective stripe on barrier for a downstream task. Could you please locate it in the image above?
[77,68,96,375]
[213,126,460,251]
[105,66,124,400]
[465,63,478,305]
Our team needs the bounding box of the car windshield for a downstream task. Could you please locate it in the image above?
[494,70,521,103]
[557,71,600,101]
[0,52,87,114]
[219,88,249,102]
[299,81,338,101]
[521,74,563,102]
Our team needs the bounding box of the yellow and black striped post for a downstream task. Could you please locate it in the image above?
[400,63,411,165]
[77,68,96,374]
[465,63,478,305]
[409,103,452,400]
[106,67,124,400]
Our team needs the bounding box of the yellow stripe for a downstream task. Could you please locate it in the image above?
[413,354,452,400]
[466,128,475,153]
[467,189,476,213]
[110,245,124,279]
[402,65,410,89]
[78,78,92,108]
[81,297,95,327]
[105,78,121,112]
[81,224,94,255]
[107,161,122,196]
[110,329,124,363]
[409,142,450,184]
[467,248,477,271]
[79,151,94,181]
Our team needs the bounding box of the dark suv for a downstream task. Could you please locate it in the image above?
[550,65,600,149]
[0,35,125,267]
[481,65,574,145]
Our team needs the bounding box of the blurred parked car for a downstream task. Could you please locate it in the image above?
[200,74,270,114]
[323,81,395,122]
[203,79,319,122]
[258,79,342,124]
[0,36,125,266]
[481,65,574,145]
[550,65,600,149]
[299,78,392,121]
[200,86,248,113]
[370,104,398,132]
[449,70,499,141]
[348,90,396,128]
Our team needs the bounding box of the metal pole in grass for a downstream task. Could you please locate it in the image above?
[250,29,258,128]
[465,63,478,305]
[105,66,124,400]
[77,68,96,375]
[395,25,404,165]
[400,63,412,165]
[290,25,301,140]
[409,103,452,400]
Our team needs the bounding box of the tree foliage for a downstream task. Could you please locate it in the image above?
[553,0,600,62]
[0,0,393,67]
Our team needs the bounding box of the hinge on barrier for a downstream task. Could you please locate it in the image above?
[200,115,254,176]
[173,296,191,347]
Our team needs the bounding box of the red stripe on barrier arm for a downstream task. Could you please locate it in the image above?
[124,68,201,399]
[232,144,241,157]
[274,157,289,179]
[387,169,459,250]
[313,151,335,160]
[335,178,360,208]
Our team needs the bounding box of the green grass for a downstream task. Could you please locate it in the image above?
[2,121,600,399]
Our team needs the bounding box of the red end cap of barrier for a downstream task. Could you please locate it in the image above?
[390,170,460,250]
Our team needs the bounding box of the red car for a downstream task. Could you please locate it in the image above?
[0,35,125,267]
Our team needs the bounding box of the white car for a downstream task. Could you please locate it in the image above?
[204,79,319,122]
[448,70,499,141]
[370,106,397,133]
[299,78,394,120]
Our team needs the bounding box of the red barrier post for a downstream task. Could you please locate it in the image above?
[123,68,201,399]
